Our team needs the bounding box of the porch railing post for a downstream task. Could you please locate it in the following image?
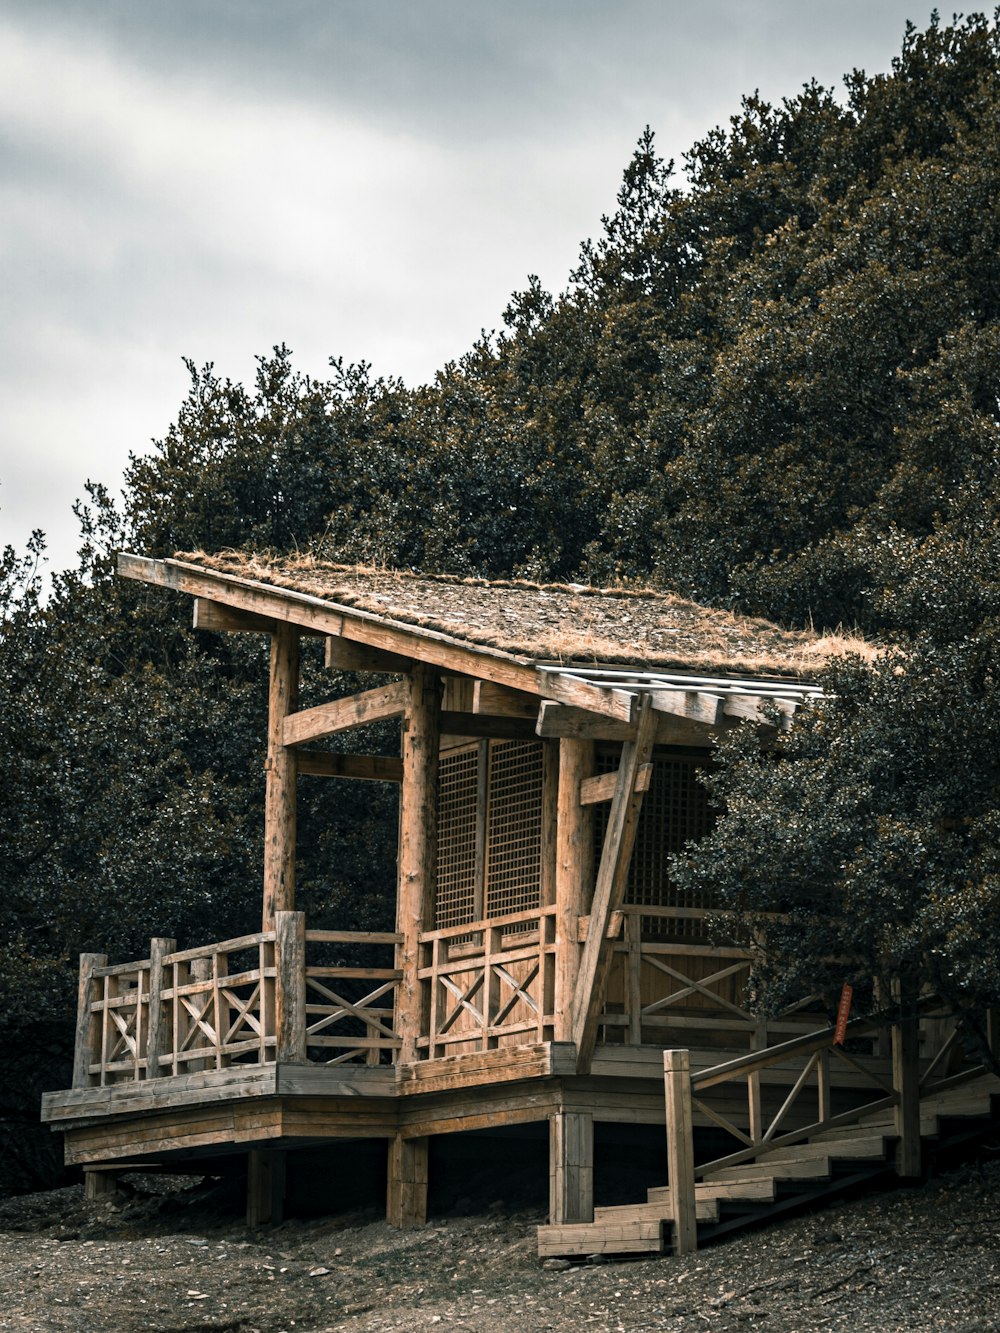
[145,937,175,1080]
[664,1048,698,1255]
[275,910,307,1063]
[892,981,921,1178]
[73,953,107,1089]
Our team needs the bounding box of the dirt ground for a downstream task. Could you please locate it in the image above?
[1,1159,999,1333]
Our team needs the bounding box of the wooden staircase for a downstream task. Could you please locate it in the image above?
[537,1073,1000,1259]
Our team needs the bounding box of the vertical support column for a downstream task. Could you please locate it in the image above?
[263,623,299,931]
[892,983,921,1179]
[387,1134,429,1228]
[664,1049,697,1255]
[84,1169,119,1201]
[145,937,175,1081]
[73,953,107,1088]
[247,1148,286,1227]
[554,739,594,1044]
[549,1110,594,1224]
[395,665,441,1064]
[275,910,307,1063]
[747,1019,766,1144]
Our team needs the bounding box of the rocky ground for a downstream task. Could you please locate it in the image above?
[1,1160,999,1332]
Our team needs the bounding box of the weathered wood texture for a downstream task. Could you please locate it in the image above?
[386,1134,429,1227]
[296,751,403,782]
[283,681,408,746]
[892,992,921,1178]
[396,666,441,1063]
[145,937,176,1080]
[275,912,307,1063]
[549,1110,594,1223]
[572,698,658,1072]
[554,740,593,1044]
[73,954,107,1088]
[664,1049,697,1254]
[263,624,299,929]
[247,1148,285,1227]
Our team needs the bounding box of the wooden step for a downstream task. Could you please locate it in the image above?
[537,1218,664,1259]
[766,1133,891,1163]
[642,1178,776,1208]
[702,1157,833,1184]
[592,1196,722,1225]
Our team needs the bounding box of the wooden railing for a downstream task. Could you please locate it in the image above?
[661,1000,993,1253]
[304,929,402,1066]
[72,915,403,1087]
[597,905,827,1051]
[416,905,557,1058]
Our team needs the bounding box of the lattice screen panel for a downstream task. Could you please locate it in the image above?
[435,745,479,930]
[595,748,715,937]
[485,740,543,920]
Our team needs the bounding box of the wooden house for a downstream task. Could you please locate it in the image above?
[42,552,1000,1254]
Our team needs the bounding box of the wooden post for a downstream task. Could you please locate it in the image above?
[263,623,299,931]
[892,985,922,1179]
[84,1168,119,1201]
[145,937,175,1080]
[275,910,307,1063]
[748,1020,766,1144]
[387,1134,429,1228]
[664,1049,698,1255]
[73,953,107,1088]
[247,1148,285,1227]
[549,1111,594,1224]
[395,665,441,1064]
[572,699,658,1072]
[554,739,594,1043]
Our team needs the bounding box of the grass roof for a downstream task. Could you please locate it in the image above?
[178,551,872,681]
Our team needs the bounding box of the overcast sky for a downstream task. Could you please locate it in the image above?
[1,1,935,574]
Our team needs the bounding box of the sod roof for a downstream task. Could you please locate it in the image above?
[176,551,870,682]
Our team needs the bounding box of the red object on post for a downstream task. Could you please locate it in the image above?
[833,983,853,1046]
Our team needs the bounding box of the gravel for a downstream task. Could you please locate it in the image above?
[1,1159,999,1331]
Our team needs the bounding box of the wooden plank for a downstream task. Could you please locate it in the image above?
[193,598,275,634]
[145,937,175,1081]
[549,1111,594,1224]
[395,666,441,1064]
[274,911,306,1063]
[579,762,652,807]
[892,992,921,1178]
[73,954,106,1088]
[473,681,539,718]
[263,624,299,929]
[648,689,723,727]
[537,671,637,725]
[386,1134,429,1228]
[296,750,403,782]
[571,697,658,1072]
[664,1049,698,1254]
[554,740,593,1043]
[247,1148,285,1227]
[536,701,714,747]
[283,681,407,746]
[537,1219,663,1258]
[439,711,539,741]
[325,637,411,673]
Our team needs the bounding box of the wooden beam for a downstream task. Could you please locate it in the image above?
[296,751,404,782]
[439,712,539,741]
[395,666,441,1064]
[246,1148,285,1228]
[579,762,653,807]
[274,911,306,1064]
[283,681,408,747]
[892,985,921,1178]
[325,637,411,674]
[73,953,106,1089]
[536,701,714,747]
[571,697,658,1073]
[554,740,593,1043]
[263,624,299,930]
[145,937,175,1081]
[721,694,797,728]
[193,598,276,634]
[538,671,636,725]
[648,689,723,728]
[473,681,539,718]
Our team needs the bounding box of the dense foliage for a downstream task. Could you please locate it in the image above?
[3,11,1000,1184]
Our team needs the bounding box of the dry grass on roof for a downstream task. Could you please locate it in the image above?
[176,550,874,680]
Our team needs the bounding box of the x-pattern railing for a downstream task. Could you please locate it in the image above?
[417,906,556,1057]
[303,930,402,1066]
